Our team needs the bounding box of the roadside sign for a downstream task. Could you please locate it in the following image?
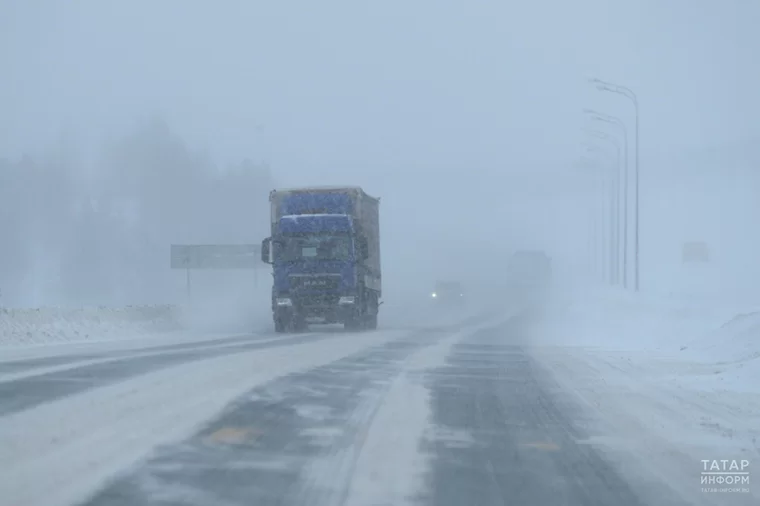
[170,244,261,269]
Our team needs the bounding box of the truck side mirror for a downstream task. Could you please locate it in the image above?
[261,238,272,264]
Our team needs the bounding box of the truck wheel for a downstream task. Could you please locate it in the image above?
[363,292,379,330]
[343,318,361,331]
[293,317,308,333]
[274,318,287,333]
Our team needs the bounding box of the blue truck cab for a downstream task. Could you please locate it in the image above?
[260,186,381,332]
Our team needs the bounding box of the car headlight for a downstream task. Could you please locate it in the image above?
[431,292,437,298]
[339,296,355,304]
[276,297,293,306]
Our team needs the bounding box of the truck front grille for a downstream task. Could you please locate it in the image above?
[299,293,340,308]
[289,274,340,292]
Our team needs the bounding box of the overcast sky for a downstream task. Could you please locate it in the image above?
[1,0,758,301]
[1,0,757,176]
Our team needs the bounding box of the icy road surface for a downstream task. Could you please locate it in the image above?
[0,309,755,506]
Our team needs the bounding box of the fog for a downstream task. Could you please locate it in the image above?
[1,1,758,320]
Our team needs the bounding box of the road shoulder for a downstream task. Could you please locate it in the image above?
[531,344,760,506]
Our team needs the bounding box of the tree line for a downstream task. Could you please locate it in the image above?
[0,119,273,307]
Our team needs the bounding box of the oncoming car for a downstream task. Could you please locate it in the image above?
[431,280,465,306]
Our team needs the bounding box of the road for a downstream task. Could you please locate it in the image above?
[0,310,744,506]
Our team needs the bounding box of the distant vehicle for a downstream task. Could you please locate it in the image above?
[261,186,381,333]
[431,280,465,306]
[506,250,551,300]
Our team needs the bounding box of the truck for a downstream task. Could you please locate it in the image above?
[260,186,381,332]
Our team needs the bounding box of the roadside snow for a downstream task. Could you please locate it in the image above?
[0,334,291,384]
[0,328,257,363]
[538,284,755,352]
[0,285,272,350]
[0,305,182,346]
[530,285,760,505]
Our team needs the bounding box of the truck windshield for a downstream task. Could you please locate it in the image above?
[277,234,353,262]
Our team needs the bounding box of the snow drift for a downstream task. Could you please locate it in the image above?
[530,283,760,505]
[0,305,182,346]
[537,283,760,352]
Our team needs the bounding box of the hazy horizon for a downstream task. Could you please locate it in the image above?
[1,0,758,311]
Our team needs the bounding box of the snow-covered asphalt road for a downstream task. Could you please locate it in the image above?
[0,332,365,417]
[1,310,754,506]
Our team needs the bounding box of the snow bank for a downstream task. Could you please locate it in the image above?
[0,278,276,347]
[535,282,760,393]
[683,310,760,362]
[530,283,760,504]
[537,283,760,353]
[667,309,760,397]
[0,305,182,346]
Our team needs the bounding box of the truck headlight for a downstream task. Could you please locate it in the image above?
[276,297,293,306]
[431,292,437,298]
[339,296,355,304]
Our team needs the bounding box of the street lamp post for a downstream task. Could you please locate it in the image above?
[577,156,605,282]
[583,109,629,289]
[584,137,621,285]
[589,78,640,291]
